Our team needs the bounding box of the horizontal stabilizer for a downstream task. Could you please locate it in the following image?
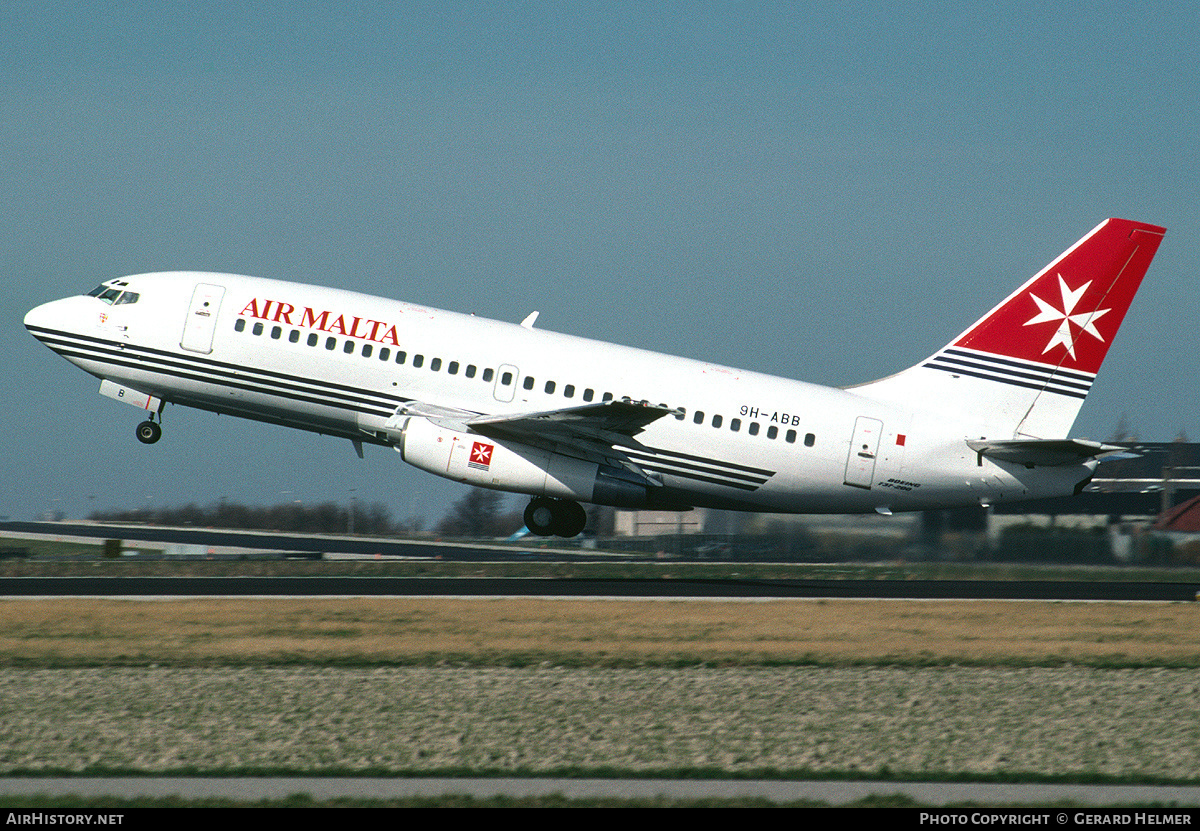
[966,438,1124,466]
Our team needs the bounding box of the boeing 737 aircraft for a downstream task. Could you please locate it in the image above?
[24,218,1165,537]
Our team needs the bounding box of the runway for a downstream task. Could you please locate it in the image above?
[1,776,1199,807]
[0,574,1197,600]
[4,520,1197,600]
[0,520,595,561]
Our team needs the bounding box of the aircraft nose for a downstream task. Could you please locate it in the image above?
[25,296,82,338]
[24,300,57,333]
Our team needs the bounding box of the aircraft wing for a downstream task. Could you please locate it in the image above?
[394,399,681,484]
[966,438,1125,466]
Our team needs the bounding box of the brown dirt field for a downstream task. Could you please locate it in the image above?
[1,597,1196,666]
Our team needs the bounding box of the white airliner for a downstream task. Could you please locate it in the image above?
[24,218,1165,537]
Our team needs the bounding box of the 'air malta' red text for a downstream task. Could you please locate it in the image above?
[239,298,401,346]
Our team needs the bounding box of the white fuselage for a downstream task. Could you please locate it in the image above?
[24,271,1094,514]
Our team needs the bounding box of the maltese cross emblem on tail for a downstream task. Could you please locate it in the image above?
[1023,275,1110,359]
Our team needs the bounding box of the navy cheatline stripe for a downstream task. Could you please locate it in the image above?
[36,338,399,416]
[621,450,770,486]
[930,354,1092,393]
[27,324,407,407]
[27,325,405,409]
[28,328,403,416]
[633,444,775,476]
[921,361,1089,400]
[628,461,758,492]
[48,343,399,416]
[637,463,761,491]
[943,347,1095,384]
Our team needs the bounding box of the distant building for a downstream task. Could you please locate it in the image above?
[613,509,706,536]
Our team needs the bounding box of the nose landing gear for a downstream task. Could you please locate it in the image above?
[136,419,162,444]
[524,497,587,538]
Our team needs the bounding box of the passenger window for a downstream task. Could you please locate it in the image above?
[379,348,390,361]
[564,384,575,398]
[234,319,246,332]
[466,365,477,378]
[413,354,424,368]
[693,411,704,424]
[271,326,282,339]
[731,418,741,432]
[430,357,441,371]
[362,344,373,358]
[307,333,318,347]
[583,389,594,402]
[500,371,512,385]
[449,361,459,375]
[289,330,300,343]
[748,422,759,435]
[343,340,355,354]
[483,368,494,382]
[325,337,336,350]
[523,376,535,390]
[767,425,778,439]
[805,433,816,447]
[602,392,613,402]
[396,351,407,364]
[712,414,723,428]
[545,381,556,394]
[786,429,797,443]
[674,407,685,421]
[253,322,264,336]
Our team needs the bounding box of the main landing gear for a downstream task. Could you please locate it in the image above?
[524,497,587,538]
[136,418,162,445]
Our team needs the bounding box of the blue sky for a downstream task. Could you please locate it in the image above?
[4,2,1197,524]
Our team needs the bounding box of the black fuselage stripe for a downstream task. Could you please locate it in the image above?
[32,326,781,482]
[642,465,761,491]
[28,325,404,405]
[930,355,1093,392]
[622,450,770,484]
[622,444,775,476]
[922,362,1088,399]
[942,348,1096,383]
[35,336,400,416]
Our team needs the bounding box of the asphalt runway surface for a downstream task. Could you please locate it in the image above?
[3,520,1197,601]
[2,776,1199,807]
[0,575,1197,600]
[0,520,596,561]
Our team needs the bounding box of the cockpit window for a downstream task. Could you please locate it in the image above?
[87,282,136,305]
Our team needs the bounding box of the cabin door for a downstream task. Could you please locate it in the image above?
[180,283,226,354]
[844,416,883,490]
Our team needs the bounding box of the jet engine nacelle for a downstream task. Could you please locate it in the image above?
[392,416,651,508]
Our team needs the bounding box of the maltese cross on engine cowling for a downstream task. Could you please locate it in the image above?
[1023,274,1110,359]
